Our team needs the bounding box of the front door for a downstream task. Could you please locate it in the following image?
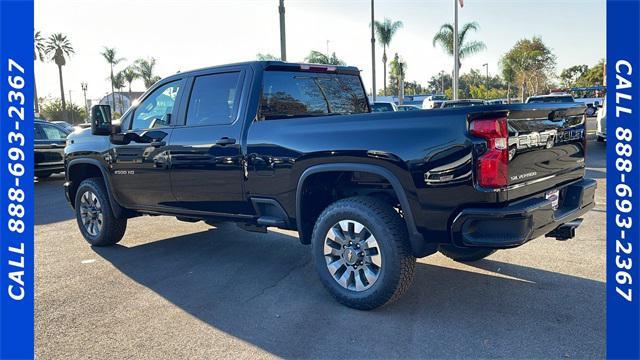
[110,80,185,208]
[168,70,250,215]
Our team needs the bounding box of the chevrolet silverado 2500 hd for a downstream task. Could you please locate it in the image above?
[64,61,595,309]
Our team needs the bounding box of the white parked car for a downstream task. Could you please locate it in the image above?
[422,95,447,109]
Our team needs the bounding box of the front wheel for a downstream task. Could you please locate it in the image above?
[311,196,416,310]
[75,178,127,246]
[438,245,496,262]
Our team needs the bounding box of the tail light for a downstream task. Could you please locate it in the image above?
[470,116,508,188]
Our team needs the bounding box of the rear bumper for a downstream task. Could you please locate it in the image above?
[450,178,596,248]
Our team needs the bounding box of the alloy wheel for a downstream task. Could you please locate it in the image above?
[79,190,103,237]
[323,220,382,291]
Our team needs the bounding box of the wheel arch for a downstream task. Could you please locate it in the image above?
[66,158,126,218]
[295,163,429,256]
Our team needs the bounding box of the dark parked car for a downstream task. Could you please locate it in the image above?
[52,120,76,133]
[35,119,70,178]
[397,104,421,111]
[440,99,486,108]
[526,93,575,104]
[371,101,397,112]
[64,61,594,310]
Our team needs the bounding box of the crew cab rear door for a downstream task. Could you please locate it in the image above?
[167,67,252,215]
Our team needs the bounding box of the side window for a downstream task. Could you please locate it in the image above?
[131,81,182,130]
[34,124,46,140]
[186,72,242,126]
[259,71,369,120]
[39,123,68,140]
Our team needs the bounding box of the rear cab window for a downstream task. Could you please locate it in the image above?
[259,70,369,120]
[186,71,244,126]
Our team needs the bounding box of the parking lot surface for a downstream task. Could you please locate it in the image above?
[35,134,606,359]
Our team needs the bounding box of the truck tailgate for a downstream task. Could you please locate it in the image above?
[504,103,586,200]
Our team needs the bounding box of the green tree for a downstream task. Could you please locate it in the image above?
[40,99,87,124]
[499,57,517,102]
[427,71,452,94]
[121,66,139,95]
[403,80,425,96]
[469,84,507,100]
[304,50,345,65]
[560,65,588,88]
[34,31,47,114]
[256,53,280,61]
[389,53,407,100]
[432,22,486,71]
[575,59,605,88]
[45,33,74,113]
[501,36,556,100]
[100,47,125,112]
[374,18,403,96]
[113,71,126,113]
[135,58,161,88]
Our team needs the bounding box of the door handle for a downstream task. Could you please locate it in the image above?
[150,140,166,147]
[216,137,236,146]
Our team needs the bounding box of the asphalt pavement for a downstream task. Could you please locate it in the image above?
[35,128,606,359]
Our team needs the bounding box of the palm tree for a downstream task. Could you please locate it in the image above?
[34,31,46,114]
[45,33,74,113]
[100,47,125,112]
[432,21,486,72]
[304,50,345,65]
[374,18,403,96]
[112,71,126,113]
[121,66,139,96]
[134,58,161,89]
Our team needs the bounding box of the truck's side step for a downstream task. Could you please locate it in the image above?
[256,216,287,227]
[251,197,289,227]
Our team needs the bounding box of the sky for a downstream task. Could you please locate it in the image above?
[35,0,605,104]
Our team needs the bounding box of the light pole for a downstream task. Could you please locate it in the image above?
[452,0,459,100]
[279,0,287,61]
[68,90,74,124]
[370,0,376,102]
[482,63,488,88]
[81,82,88,116]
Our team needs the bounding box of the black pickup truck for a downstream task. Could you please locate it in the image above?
[64,61,595,309]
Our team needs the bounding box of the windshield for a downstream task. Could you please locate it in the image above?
[259,71,369,120]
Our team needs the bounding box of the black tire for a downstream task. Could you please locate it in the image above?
[311,196,416,310]
[596,135,605,142]
[75,178,127,246]
[36,172,53,179]
[439,245,496,262]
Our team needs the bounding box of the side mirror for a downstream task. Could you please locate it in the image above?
[91,105,112,135]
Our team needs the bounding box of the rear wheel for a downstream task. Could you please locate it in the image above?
[439,245,496,262]
[311,196,416,310]
[596,135,605,142]
[75,178,127,246]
